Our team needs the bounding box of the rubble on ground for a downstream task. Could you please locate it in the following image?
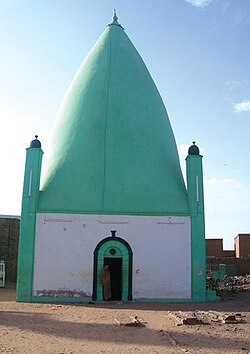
[167,310,246,326]
[207,274,250,292]
[115,315,147,327]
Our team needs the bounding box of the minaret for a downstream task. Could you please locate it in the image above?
[186,142,206,301]
[16,136,43,301]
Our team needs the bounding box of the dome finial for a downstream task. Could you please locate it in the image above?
[112,9,118,22]
[188,141,199,155]
[30,135,41,148]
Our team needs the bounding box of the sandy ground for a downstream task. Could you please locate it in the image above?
[0,285,249,354]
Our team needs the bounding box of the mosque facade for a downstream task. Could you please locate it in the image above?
[17,14,217,302]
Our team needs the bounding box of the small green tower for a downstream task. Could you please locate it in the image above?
[16,136,43,301]
[186,142,207,301]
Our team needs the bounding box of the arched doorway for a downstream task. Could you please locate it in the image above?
[93,234,133,301]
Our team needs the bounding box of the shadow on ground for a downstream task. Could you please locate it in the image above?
[0,309,249,351]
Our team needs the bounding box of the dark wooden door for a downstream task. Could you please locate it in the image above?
[104,257,122,300]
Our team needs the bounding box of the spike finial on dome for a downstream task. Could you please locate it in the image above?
[112,9,118,22]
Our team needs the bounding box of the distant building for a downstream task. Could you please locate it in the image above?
[234,234,250,258]
[206,239,236,258]
[206,235,250,259]
[206,239,224,258]
[0,215,20,282]
[206,236,250,276]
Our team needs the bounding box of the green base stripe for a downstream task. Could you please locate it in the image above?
[16,296,92,303]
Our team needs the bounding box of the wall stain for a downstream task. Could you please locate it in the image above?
[36,289,90,298]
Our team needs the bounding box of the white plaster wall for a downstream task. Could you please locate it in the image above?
[34,213,191,299]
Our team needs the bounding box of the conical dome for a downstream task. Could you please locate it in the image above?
[38,19,188,215]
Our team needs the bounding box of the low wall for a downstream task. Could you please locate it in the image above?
[207,257,250,276]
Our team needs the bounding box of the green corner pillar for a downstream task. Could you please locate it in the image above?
[16,136,43,301]
[186,142,206,301]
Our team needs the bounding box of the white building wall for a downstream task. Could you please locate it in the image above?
[34,213,191,299]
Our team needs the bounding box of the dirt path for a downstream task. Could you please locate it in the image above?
[0,285,249,353]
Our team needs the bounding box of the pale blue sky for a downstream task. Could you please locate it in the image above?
[0,0,250,249]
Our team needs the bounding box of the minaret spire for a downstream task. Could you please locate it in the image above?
[112,9,118,22]
[108,9,123,28]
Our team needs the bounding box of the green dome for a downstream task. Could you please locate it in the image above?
[39,20,188,215]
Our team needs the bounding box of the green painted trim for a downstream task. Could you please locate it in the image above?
[16,296,33,302]
[16,296,92,303]
[190,217,206,301]
[37,208,190,217]
[16,147,43,301]
[186,154,206,301]
[206,290,220,301]
[98,243,129,301]
[16,212,37,300]
[104,246,122,257]
[93,236,133,301]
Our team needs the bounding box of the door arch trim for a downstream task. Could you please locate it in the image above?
[93,236,133,301]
